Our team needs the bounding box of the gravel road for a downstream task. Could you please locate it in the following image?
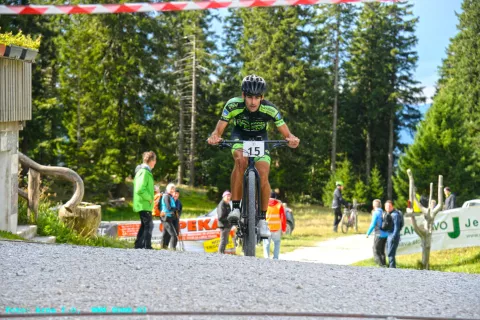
[1,241,479,320]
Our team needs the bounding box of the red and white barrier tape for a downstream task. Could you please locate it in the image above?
[0,0,397,15]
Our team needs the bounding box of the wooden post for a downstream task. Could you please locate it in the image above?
[27,169,40,223]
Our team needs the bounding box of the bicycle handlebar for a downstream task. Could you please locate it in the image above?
[207,139,289,150]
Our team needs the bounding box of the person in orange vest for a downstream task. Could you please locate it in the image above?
[263,192,286,259]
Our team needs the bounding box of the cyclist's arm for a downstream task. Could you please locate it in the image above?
[208,121,228,145]
[277,124,299,148]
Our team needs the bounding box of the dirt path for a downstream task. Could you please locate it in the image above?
[280,234,374,265]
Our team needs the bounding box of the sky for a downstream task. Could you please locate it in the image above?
[399,0,463,143]
[411,0,463,105]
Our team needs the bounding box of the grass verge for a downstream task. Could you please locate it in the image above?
[18,198,133,249]
[0,230,25,240]
[353,246,480,274]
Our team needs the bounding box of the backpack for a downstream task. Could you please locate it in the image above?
[381,211,394,232]
[153,193,162,217]
[397,210,405,230]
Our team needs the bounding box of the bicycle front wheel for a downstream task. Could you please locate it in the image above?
[340,214,349,233]
[243,170,257,257]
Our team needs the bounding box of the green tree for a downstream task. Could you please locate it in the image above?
[353,178,368,205]
[322,157,354,206]
[369,165,384,201]
[384,2,423,199]
[316,4,357,173]
[57,13,175,198]
[394,0,480,207]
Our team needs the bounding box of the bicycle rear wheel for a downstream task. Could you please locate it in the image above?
[243,170,257,257]
[340,213,349,233]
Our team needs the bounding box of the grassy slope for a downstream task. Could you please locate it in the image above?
[353,246,480,274]
[101,185,217,221]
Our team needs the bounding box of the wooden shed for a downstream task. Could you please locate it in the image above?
[0,47,36,233]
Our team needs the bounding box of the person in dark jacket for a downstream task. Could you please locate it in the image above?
[444,187,457,210]
[331,181,350,232]
[172,190,183,236]
[217,190,233,254]
[386,200,404,268]
[161,183,178,250]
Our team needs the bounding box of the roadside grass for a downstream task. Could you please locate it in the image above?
[17,197,133,249]
[101,185,216,221]
[353,246,480,274]
[0,230,25,240]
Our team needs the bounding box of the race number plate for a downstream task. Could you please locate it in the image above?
[243,141,265,157]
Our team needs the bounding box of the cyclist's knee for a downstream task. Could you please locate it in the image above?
[233,156,247,171]
[256,165,270,180]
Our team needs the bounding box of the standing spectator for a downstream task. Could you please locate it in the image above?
[172,190,183,237]
[366,199,388,267]
[161,183,178,250]
[386,200,404,268]
[217,190,233,254]
[263,192,286,259]
[444,187,457,210]
[430,199,437,209]
[332,181,350,232]
[133,151,156,250]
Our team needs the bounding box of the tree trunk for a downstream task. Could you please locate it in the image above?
[27,169,40,223]
[365,129,371,179]
[331,11,341,174]
[387,108,394,199]
[422,229,432,270]
[177,97,185,184]
[189,35,197,187]
[59,203,101,238]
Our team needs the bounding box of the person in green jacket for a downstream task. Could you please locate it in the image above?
[133,151,157,249]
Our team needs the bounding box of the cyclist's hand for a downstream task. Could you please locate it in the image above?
[208,133,222,145]
[286,134,300,148]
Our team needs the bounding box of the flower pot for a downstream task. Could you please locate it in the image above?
[0,44,6,57]
[23,48,38,62]
[5,45,23,59]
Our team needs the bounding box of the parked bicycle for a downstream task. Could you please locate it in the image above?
[211,138,288,257]
[341,200,363,233]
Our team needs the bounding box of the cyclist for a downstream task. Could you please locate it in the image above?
[207,75,300,238]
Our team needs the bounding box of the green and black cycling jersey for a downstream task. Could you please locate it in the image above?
[220,97,285,135]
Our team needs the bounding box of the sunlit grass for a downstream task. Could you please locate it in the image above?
[353,246,480,274]
[101,185,217,221]
[0,230,25,240]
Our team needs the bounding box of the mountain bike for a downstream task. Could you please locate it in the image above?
[212,138,288,257]
[340,201,362,233]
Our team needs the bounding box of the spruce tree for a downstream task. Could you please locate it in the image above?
[394,0,480,207]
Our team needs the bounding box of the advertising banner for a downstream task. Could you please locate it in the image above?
[398,206,480,255]
[98,216,236,254]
